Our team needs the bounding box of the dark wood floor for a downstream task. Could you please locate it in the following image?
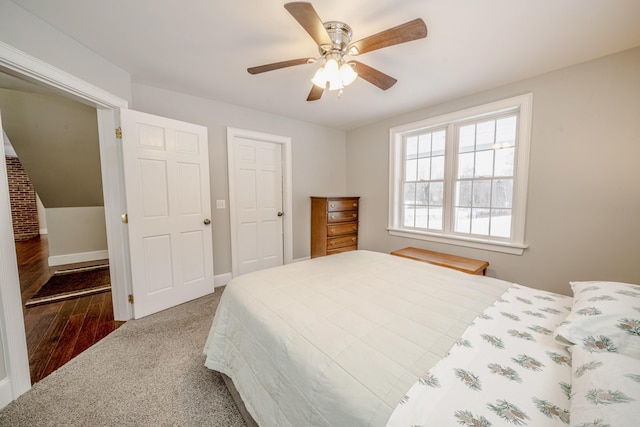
[15,235,125,384]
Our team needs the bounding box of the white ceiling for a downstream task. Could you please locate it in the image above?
[11,0,640,130]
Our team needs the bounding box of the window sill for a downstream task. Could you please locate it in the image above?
[387,228,527,255]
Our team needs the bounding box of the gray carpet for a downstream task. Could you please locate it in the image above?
[0,289,246,427]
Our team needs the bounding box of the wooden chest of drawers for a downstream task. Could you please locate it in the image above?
[310,196,360,258]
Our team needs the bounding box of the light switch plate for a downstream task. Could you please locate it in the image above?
[216,200,225,209]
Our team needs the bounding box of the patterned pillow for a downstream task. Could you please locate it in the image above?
[554,281,640,359]
[569,345,640,427]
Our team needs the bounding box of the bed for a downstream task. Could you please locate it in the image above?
[203,250,640,426]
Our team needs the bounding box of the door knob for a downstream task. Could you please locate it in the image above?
[203,218,211,225]
[277,212,284,217]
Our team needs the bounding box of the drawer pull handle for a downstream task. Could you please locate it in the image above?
[352,214,357,217]
[330,229,335,233]
[352,237,356,242]
[330,241,335,245]
[330,203,336,208]
[352,226,356,230]
[331,214,335,219]
[353,203,357,207]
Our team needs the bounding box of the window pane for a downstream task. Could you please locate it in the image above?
[418,134,431,157]
[454,207,471,233]
[403,183,416,204]
[429,181,443,205]
[471,208,490,235]
[459,125,475,153]
[431,155,444,180]
[492,179,513,208]
[405,159,417,181]
[417,158,430,181]
[455,181,472,207]
[458,152,474,178]
[496,116,517,148]
[494,147,514,177]
[472,180,491,207]
[406,136,418,159]
[475,150,494,178]
[429,207,443,230]
[416,182,429,204]
[403,205,415,227]
[415,206,428,228]
[476,120,495,150]
[432,130,446,155]
[490,209,512,237]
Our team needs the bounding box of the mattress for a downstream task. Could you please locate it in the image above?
[203,250,512,426]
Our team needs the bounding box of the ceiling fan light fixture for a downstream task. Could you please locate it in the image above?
[311,57,341,90]
[311,57,358,91]
[340,62,358,86]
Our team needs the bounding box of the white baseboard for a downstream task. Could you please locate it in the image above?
[214,272,232,288]
[48,249,109,267]
[293,256,310,263]
[39,228,48,235]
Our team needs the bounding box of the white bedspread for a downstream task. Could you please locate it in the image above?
[203,250,512,426]
[387,284,573,426]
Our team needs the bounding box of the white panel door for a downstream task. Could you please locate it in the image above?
[231,137,283,275]
[120,109,214,319]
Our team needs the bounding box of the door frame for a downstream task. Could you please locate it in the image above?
[0,41,131,401]
[226,127,292,277]
[0,111,27,407]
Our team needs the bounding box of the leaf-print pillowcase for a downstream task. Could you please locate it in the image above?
[569,345,640,427]
[554,281,640,359]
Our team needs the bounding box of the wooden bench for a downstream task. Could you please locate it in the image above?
[390,247,489,275]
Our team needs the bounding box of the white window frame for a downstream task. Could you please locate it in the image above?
[388,93,533,255]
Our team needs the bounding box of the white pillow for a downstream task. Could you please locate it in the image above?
[569,345,640,427]
[555,281,640,358]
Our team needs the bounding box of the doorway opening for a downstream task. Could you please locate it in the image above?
[0,75,122,383]
[0,42,130,402]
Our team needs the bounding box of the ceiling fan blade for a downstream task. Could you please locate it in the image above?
[307,85,324,101]
[348,18,427,55]
[351,61,397,90]
[284,2,332,47]
[247,58,312,74]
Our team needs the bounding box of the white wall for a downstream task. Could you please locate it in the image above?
[346,46,640,296]
[131,83,346,274]
[45,207,108,266]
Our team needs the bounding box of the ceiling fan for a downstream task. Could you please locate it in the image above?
[247,2,428,101]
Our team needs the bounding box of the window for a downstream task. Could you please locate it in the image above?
[389,94,533,255]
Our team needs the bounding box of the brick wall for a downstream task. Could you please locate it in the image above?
[5,156,40,241]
